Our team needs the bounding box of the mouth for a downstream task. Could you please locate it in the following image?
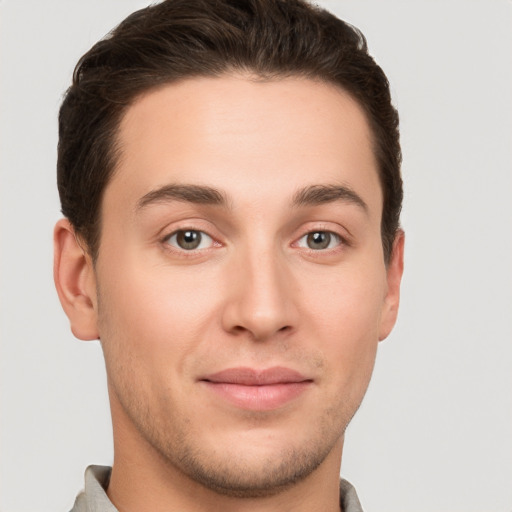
[199,367,313,411]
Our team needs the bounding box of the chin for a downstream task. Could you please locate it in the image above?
[166,441,335,498]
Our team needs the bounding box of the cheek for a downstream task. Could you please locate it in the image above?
[96,255,224,380]
[300,262,385,385]
[304,260,386,336]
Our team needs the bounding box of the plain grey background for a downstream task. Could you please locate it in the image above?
[1,1,511,511]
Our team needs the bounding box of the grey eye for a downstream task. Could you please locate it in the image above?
[166,230,213,250]
[297,231,341,250]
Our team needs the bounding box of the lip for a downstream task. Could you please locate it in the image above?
[200,367,313,411]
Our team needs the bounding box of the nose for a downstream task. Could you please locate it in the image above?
[221,247,299,341]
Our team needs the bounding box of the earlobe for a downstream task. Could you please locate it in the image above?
[379,230,405,341]
[53,218,99,340]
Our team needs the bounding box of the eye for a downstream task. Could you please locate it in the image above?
[296,231,342,250]
[165,230,214,251]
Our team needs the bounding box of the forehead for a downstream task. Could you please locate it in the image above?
[110,75,382,216]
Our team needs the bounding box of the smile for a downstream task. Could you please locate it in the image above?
[200,367,313,411]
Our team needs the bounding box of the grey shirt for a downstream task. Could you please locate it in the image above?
[71,465,364,512]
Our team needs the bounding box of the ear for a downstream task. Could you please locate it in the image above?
[53,218,99,340]
[379,230,405,341]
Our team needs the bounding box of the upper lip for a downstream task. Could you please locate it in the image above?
[201,366,311,385]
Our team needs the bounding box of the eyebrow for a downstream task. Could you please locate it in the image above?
[292,184,368,212]
[136,182,368,213]
[136,184,229,210]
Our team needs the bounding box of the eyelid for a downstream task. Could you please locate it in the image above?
[292,220,350,243]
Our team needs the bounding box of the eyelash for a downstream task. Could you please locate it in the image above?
[160,227,348,257]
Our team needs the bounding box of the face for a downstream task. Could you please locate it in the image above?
[68,76,403,496]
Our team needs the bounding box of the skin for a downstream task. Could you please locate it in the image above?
[54,75,404,512]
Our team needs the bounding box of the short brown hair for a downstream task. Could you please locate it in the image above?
[57,0,402,262]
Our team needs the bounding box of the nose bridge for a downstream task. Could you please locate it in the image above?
[223,236,297,340]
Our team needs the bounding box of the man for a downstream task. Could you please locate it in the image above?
[53,0,404,510]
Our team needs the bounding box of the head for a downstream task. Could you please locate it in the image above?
[57,0,401,265]
[54,0,404,502]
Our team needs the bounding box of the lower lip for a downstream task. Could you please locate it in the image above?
[201,381,311,411]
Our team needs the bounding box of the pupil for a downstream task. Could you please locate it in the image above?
[177,230,201,249]
[308,231,330,250]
